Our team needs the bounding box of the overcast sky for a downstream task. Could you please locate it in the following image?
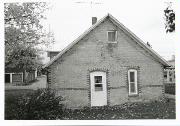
[44,0,175,61]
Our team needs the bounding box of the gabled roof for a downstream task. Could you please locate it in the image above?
[43,13,170,68]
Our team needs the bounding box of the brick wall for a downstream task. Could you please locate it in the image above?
[47,19,164,108]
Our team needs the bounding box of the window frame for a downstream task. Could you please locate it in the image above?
[128,69,138,95]
[107,30,117,43]
[164,71,167,78]
[94,76,103,91]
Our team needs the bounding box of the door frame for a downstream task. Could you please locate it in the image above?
[88,68,109,107]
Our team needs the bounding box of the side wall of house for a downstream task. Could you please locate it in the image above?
[47,19,164,108]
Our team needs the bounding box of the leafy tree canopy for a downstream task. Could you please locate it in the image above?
[164,3,175,33]
[5,2,53,71]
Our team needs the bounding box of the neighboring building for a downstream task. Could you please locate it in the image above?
[5,68,37,85]
[5,56,38,85]
[164,55,175,84]
[47,51,60,60]
[5,68,24,84]
[43,14,170,108]
[168,55,175,67]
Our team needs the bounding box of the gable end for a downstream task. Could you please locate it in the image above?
[43,13,170,68]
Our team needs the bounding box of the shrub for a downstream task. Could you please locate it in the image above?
[5,89,64,120]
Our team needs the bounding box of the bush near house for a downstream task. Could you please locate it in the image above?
[5,89,64,120]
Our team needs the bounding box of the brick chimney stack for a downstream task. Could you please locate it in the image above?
[92,17,97,25]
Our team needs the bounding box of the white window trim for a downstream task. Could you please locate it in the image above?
[107,30,117,43]
[128,69,138,95]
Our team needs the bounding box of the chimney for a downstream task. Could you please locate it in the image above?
[171,55,175,60]
[92,17,97,25]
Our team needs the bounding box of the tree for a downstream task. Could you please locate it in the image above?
[164,2,175,33]
[5,44,42,72]
[4,2,53,72]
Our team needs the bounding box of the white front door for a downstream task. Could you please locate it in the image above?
[90,71,107,106]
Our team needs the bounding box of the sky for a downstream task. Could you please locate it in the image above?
[43,0,175,62]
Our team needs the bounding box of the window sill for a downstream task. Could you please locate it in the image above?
[128,94,139,97]
[107,41,117,44]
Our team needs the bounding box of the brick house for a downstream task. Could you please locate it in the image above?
[44,14,170,108]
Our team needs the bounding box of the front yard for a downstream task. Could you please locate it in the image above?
[5,89,175,120]
[60,99,175,119]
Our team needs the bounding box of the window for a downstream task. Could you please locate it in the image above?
[128,69,138,95]
[94,76,103,91]
[169,78,172,82]
[107,31,116,42]
[164,71,167,79]
[169,71,172,77]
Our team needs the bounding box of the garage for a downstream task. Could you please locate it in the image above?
[5,74,10,83]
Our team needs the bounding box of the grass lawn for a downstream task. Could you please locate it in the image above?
[5,89,175,120]
[5,89,34,119]
[60,99,175,119]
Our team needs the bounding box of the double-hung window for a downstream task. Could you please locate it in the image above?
[128,69,138,95]
[107,30,117,42]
